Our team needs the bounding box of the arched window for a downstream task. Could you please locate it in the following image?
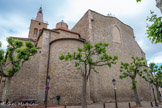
[39,29,42,35]
[34,28,38,35]
[112,26,121,43]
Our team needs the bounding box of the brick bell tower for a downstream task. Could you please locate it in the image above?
[28,7,48,40]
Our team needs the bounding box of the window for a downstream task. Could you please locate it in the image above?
[112,26,121,43]
[34,28,38,35]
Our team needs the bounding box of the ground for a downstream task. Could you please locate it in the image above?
[1,101,162,108]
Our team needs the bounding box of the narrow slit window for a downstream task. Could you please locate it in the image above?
[34,28,38,35]
[112,26,121,43]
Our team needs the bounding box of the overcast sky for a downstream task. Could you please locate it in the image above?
[0,0,161,65]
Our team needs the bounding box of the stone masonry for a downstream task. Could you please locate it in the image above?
[0,8,153,105]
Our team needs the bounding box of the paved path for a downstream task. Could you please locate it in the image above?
[0,102,162,108]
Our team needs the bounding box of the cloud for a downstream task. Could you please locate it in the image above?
[0,0,161,65]
[58,0,149,22]
[0,13,29,50]
[147,52,162,64]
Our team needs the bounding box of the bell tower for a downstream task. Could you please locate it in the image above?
[28,7,48,40]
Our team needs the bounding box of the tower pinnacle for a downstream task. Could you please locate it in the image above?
[36,7,43,22]
[28,7,47,40]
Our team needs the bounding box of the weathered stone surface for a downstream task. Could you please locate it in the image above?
[28,20,48,40]
[48,40,91,105]
[72,11,90,41]
[2,53,40,102]
[1,9,153,105]
[72,10,151,103]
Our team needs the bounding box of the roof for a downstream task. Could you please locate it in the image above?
[12,37,36,42]
[52,28,80,37]
[72,9,133,31]
[36,28,60,43]
[89,9,133,30]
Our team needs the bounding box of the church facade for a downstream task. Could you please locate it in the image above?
[0,8,152,105]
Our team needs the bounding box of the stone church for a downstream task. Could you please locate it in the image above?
[0,7,152,105]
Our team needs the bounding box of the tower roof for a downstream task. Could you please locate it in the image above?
[36,7,43,22]
[56,20,68,29]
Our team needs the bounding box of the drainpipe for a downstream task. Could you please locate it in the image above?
[44,31,52,108]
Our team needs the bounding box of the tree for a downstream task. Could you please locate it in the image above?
[136,0,162,43]
[0,37,37,102]
[119,56,148,107]
[142,63,162,102]
[146,11,162,44]
[59,42,118,108]
[136,0,142,2]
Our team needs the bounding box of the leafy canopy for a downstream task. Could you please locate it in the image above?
[136,1,162,44]
[145,63,162,87]
[0,37,37,77]
[120,56,147,89]
[136,0,142,2]
[59,42,118,78]
[146,11,162,44]
[0,42,5,66]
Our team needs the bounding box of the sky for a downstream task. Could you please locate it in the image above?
[0,0,161,65]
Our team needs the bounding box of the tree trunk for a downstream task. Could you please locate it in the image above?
[155,85,161,102]
[2,77,11,102]
[81,77,87,108]
[132,79,142,107]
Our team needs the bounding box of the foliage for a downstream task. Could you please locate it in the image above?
[120,56,148,106]
[0,37,37,78]
[0,42,5,66]
[136,0,162,44]
[136,0,142,2]
[145,63,162,87]
[59,42,118,108]
[120,56,147,89]
[146,11,162,44]
[59,42,118,78]
[141,62,162,102]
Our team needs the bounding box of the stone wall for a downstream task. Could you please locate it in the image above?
[5,53,40,102]
[37,30,51,103]
[28,20,48,40]
[90,11,151,102]
[36,28,84,104]
[2,9,153,105]
[0,77,6,100]
[72,11,90,40]
[52,30,80,40]
[48,40,87,105]
[71,10,152,103]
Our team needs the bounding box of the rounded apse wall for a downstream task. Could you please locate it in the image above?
[48,39,85,105]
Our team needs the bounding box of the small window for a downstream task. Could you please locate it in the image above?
[34,28,38,35]
[112,26,121,43]
[39,23,41,25]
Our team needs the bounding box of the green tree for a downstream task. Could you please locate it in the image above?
[120,56,147,107]
[59,42,118,108]
[0,37,37,102]
[146,11,162,44]
[136,0,142,2]
[136,0,162,43]
[143,63,162,102]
